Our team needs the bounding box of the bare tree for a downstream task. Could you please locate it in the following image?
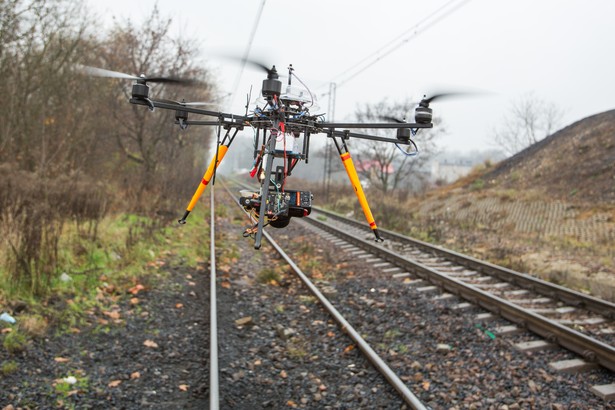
[352,98,444,194]
[90,7,215,208]
[0,0,94,174]
[493,92,564,156]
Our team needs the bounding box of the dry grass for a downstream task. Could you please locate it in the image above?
[18,314,49,338]
[0,166,109,298]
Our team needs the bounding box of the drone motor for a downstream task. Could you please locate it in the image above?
[262,65,282,97]
[131,77,149,100]
[396,127,412,142]
[415,99,433,124]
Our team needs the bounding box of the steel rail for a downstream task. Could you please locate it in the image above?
[312,207,615,319]
[305,211,615,373]
[220,182,428,410]
[209,188,220,409]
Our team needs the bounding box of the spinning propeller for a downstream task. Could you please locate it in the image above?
[76,64,195,110]
[75,65,193,84]
[380,91,486,126]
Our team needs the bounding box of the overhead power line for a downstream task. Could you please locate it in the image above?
[229,0,267,107]
[326,0,471,91]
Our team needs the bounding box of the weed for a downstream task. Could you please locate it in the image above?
[298,295,316,305]
[256,267,281,284]
[3,329,28,354]
[215,204,229,218]
[304,258,322,271]
[91,325,111,335]
[396,344,409,354]
[220,244,240,264]
[19,314,48,338]
[295,239,316,255]
[287,336,309,359]
[287,345,308,359]
[470,179,485,191]
[1,360,18,375]
[498,189,518,202]
[383,328,401,340]
[55,374,89,397]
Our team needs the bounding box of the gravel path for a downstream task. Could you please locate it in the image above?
[214,206,406,409]
[1,261,211,409]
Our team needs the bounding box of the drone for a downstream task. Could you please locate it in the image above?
[79,62,446,249]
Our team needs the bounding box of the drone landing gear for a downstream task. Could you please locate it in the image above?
[333,136,383,243]
[178,127,239,224]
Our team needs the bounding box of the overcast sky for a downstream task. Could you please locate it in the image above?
[85,0,615,155]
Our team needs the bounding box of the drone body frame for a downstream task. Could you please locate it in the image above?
[85,63,435,249]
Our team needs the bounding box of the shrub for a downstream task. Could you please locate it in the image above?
[0,166,108,298]
[3,330,28,354]
[256,267,281,284]
[1,360,18,375]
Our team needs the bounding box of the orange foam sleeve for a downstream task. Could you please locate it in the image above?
[340,152,378,230]
[186,145,228,211]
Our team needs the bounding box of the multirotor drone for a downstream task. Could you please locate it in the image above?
[80,62,444,249]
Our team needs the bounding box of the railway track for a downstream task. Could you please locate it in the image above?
[306,207,615,375]
[220,182,429,409]
[208,188,220,410]
[213,181,615,406]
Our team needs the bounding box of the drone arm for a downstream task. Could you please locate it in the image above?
[338,148,383,242]
[178,145,229,224]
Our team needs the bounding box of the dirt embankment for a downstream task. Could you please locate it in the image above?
[397,110,615,301]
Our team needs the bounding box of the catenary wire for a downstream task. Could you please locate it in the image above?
[323,0,471,92]
[229,0,267,107]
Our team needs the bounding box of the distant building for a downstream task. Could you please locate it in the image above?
[430,160,473,183]
[429,149,505,183]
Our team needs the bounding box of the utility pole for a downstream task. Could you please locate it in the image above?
[323,82,336,201]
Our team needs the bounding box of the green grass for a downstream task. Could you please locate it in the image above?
[256,267,281,284]
[396,344,409,354]
[1,360,18,375]
[3,329,28,354]
[1,202,212,351]
[287,345,308,359]
[383,328,401,340]
[54,374,89,397]
[470,178,485,191]
[298,295,317,305]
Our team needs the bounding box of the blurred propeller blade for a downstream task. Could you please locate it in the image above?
[421,89,492,105]
[154,98,182,105]
[144,76,193,84]
[215,53,287,79]
[242,58,274,75]
[76,64,195,85]
[75,64,139,80]
[422,92,467,104]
